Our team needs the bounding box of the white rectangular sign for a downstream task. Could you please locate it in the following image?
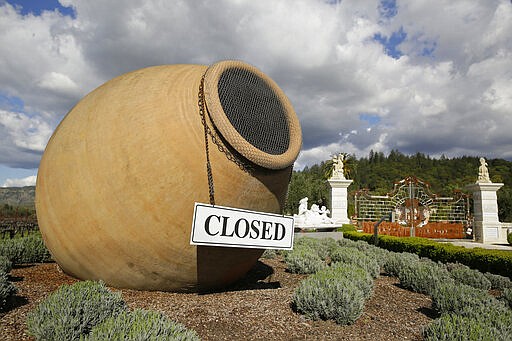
[190,203,294,250]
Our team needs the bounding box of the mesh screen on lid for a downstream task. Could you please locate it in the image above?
[217,67,290,155]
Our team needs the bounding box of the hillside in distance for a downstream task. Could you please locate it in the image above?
[0,186,35,208]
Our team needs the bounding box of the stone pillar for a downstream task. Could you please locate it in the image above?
[466,182,504,243]
[328,179,353,225]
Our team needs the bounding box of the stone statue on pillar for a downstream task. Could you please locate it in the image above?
[328,152,353,225]
[467,157,506,244]
[331,153,346,180]
[477,157,491,183]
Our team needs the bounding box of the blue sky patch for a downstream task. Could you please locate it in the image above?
[373,26,406,59]
[4,0,75,18]
[421,40,437,58]
[0,92,25,112]
[378,0,397,20]
[359,113,381,126]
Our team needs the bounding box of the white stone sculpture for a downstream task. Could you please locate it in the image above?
[330,153,346,180]
[293,197,335,227]
[477,157,491,183]
[298,197,309,215]
[319,206,334,224]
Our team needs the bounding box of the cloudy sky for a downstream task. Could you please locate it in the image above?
[0,0,511,187]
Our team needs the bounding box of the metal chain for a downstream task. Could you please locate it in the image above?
[198,76,216,205]
[198,75,255,205]
[198,75,257,204]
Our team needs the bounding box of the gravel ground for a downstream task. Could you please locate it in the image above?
[1,258,434,340]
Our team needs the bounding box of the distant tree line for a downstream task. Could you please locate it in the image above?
[285,150,512,222]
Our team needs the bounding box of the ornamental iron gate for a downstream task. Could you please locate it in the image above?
[354,176,470,238]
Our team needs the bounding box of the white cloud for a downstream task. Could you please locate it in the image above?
[0,0,511,174]
[37,71,80,96]
[0,110,53,151]
[0,110,53,168]
[2,175,37,187]
[0,3,98,115]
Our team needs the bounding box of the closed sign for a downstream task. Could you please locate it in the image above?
[191,203,294,250]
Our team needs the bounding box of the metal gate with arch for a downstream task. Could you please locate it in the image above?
[354,176,471,238]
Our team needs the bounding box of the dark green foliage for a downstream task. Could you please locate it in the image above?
[397,258,453,295]
[446,262,491,290]
[285,162,332,215]
[330,247,380,279]
[336,224,357,233]
[484,272,512,290]
[0,255,12,274]
[344,231,512,278]
[0,232,52,264]
[26,281,126,340]
[423,313,509,341]
[84,309,200,341]
[499,188,512,225]
[351,151,498,197]
[292,264,370,325]
[0,271,16,309]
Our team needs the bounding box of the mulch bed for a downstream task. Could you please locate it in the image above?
[1,258,434,340]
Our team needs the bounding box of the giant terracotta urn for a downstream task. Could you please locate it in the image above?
[36,60,302,291]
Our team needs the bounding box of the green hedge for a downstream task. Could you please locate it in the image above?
[336,224,357,233]
[344,231,512,278]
